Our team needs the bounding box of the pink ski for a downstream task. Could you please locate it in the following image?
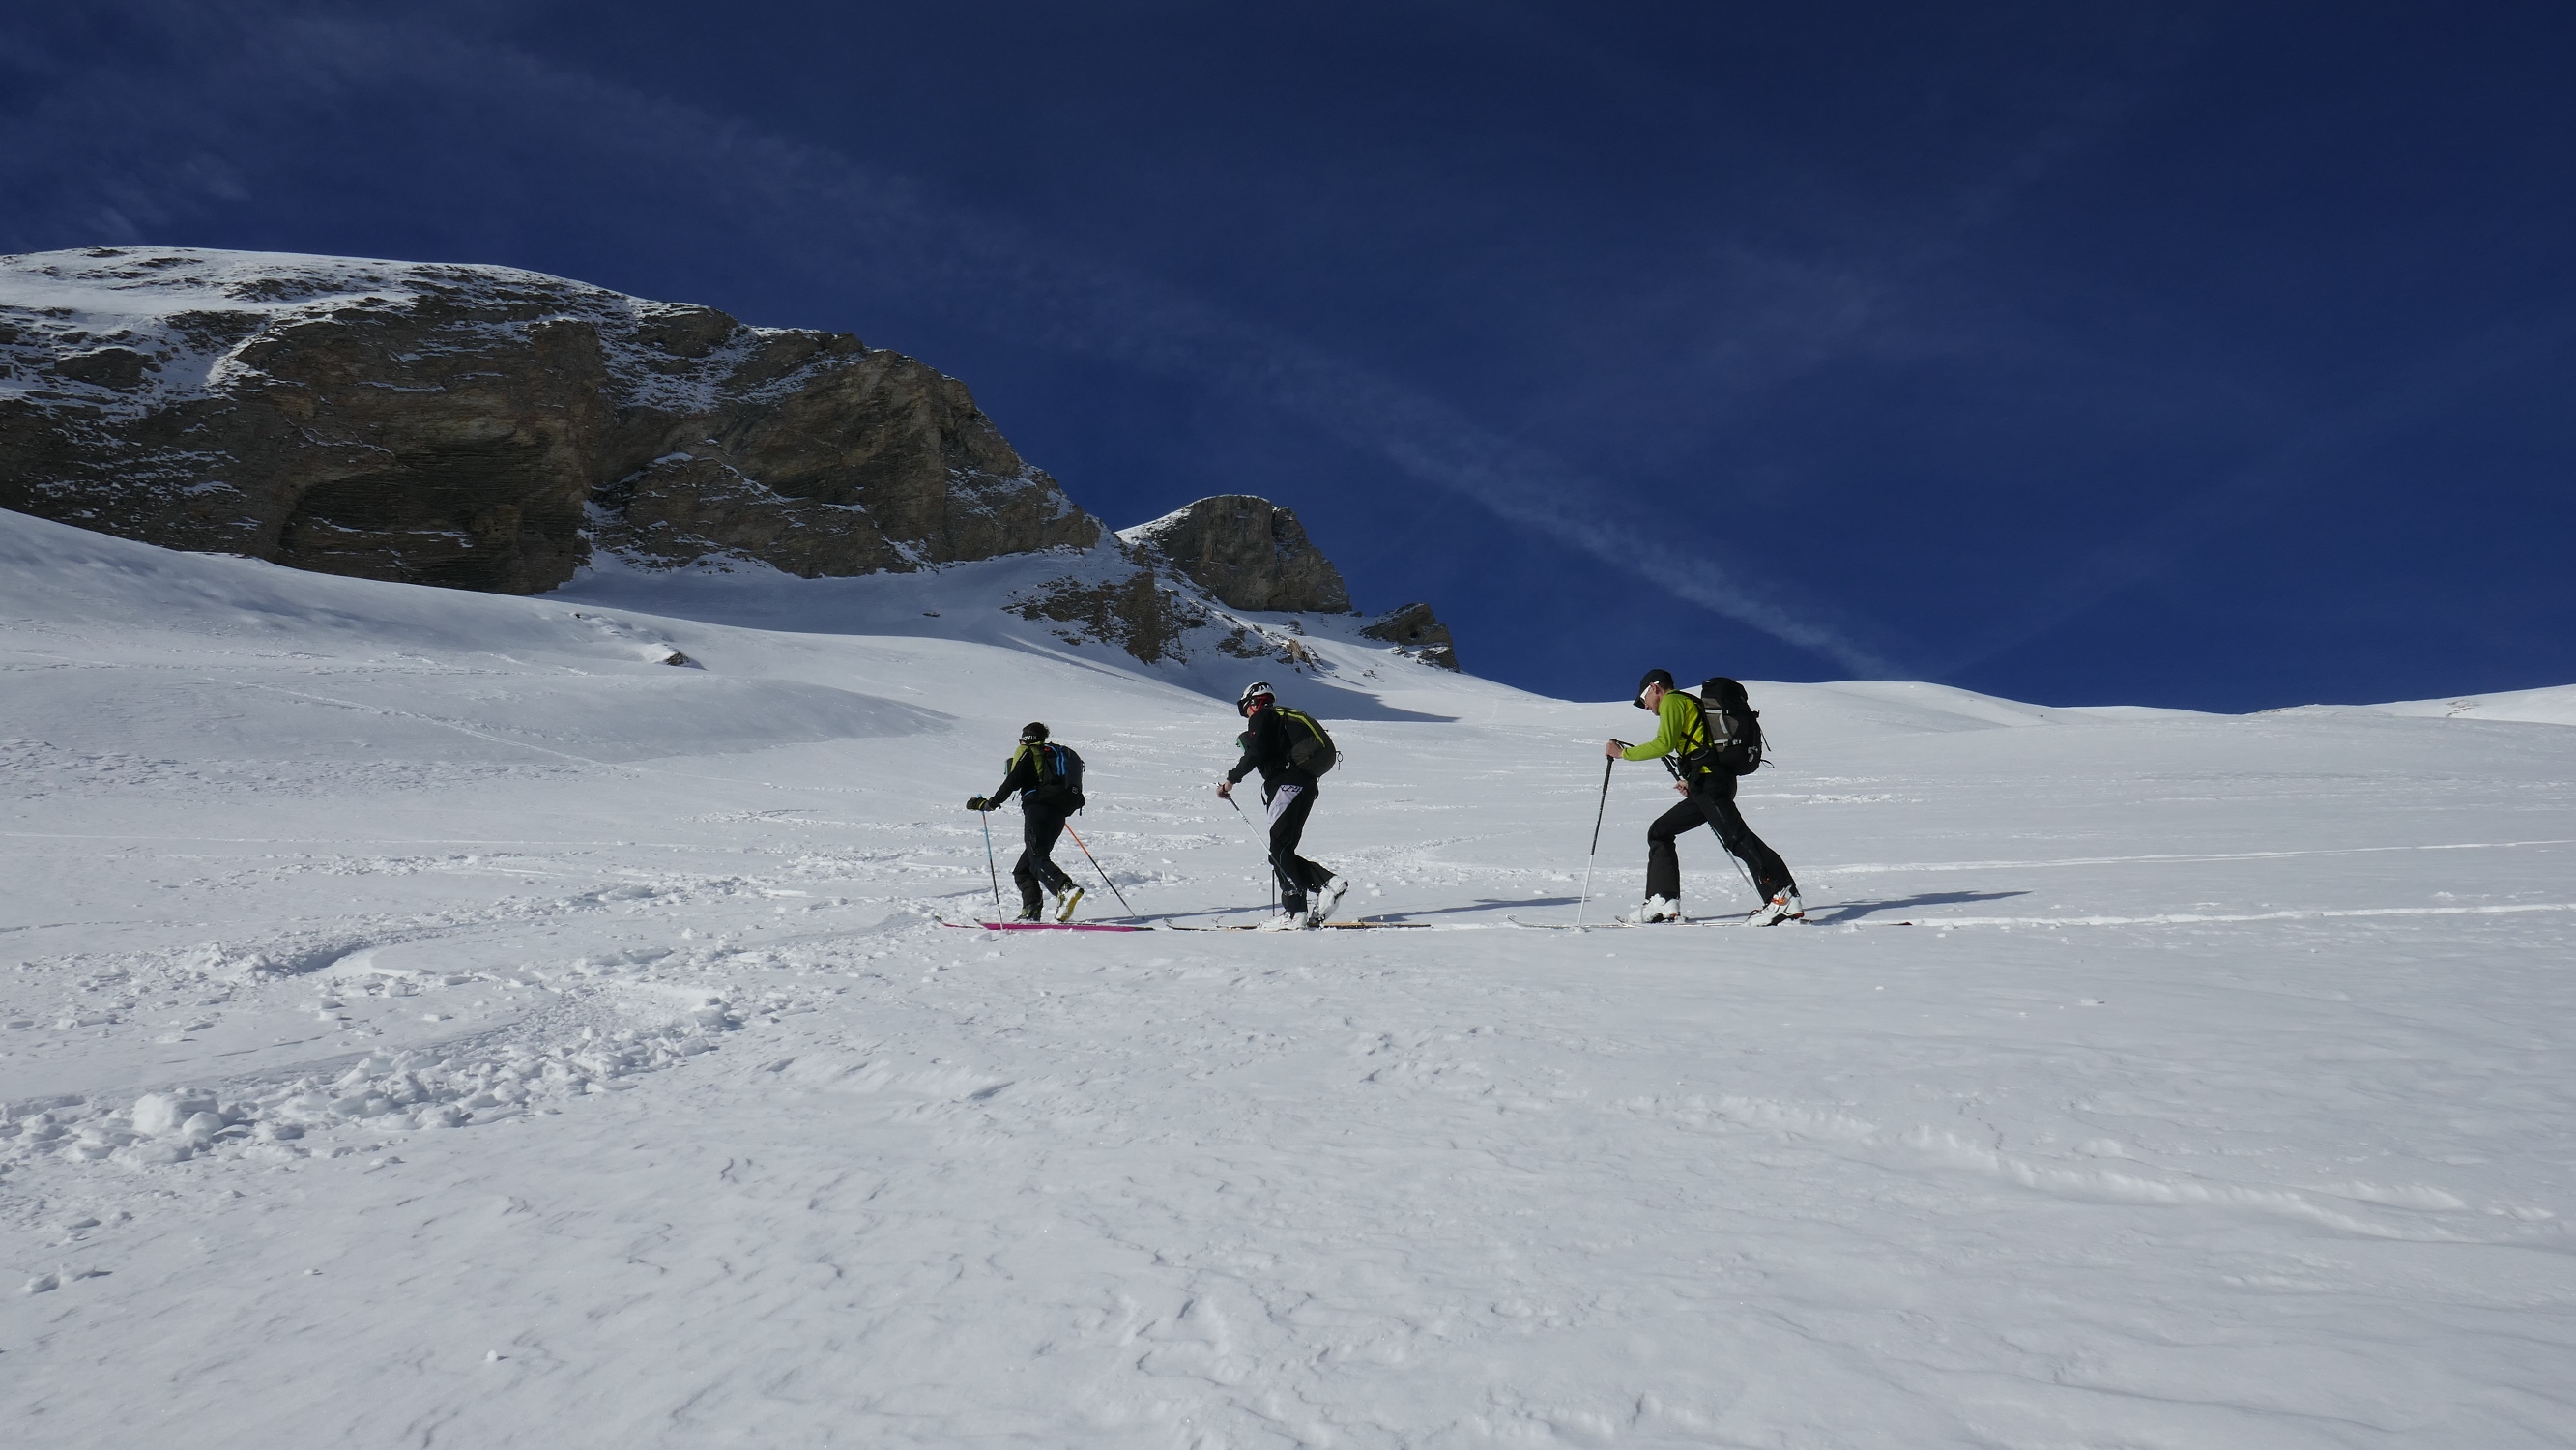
[942,920,1155,932]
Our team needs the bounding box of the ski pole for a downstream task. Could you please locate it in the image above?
[1061,822,1138,917]
[1576,755,1612,927]
[980,808,1004,923]
[1723,841,1757,899]
[1226,791,1276,914]
[1716,817,1762,914]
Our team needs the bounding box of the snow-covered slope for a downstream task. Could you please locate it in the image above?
[6,508,2575,1448]
[2362,682,2576,727]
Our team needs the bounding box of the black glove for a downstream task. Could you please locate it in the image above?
[967,796,990,811]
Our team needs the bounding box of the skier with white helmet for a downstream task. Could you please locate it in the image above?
[1217,681,1347,929]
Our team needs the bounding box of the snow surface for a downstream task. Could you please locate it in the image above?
[2363,683,2576,728]
[5,507,2575,1447]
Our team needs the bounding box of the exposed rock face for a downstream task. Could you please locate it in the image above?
[1008,567,1214,666]
[0,247,1099,593]
[1360,601,1460,671]
[1117,495,1351,614]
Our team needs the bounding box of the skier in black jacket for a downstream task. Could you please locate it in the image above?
[1216,682,1346,929]
[969,721,1083,922]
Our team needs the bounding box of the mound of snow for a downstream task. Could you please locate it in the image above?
[0,508,947,762]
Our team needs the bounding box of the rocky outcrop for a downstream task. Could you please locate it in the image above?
[1360,602,1460,671]
[1008,568,1215,666]
[1117,495,1351,614]
[0,247,1099,592]
[1085,496,1457,670]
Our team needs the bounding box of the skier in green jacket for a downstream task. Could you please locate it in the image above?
[1604,669,1802,925]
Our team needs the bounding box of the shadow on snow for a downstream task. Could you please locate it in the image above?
[1808,889,2030,924]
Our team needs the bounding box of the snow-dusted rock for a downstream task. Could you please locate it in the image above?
[1118,494,1352,613]
[1358,599,1460,670]
[0,246,1100,592]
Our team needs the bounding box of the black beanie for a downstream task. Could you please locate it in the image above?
[1021,721,1049,741]
[1633,669,1675,709]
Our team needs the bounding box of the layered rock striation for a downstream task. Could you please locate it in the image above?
[0,247,1097,593]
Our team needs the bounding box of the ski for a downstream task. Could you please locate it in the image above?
[942,920,1157,933]
[1164,920,1433,932]
[941,918,1436,933]
[1508,915,1678,930]
[1507,914,1811,930]
[1508,914,1711,929]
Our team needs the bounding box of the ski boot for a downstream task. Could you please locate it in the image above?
[1746,889,1805,927]
[1054,885,1085,922]
[1306,878,1348,927]
[1619,895,1683,925]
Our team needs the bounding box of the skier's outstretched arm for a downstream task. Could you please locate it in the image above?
[1619,699,1687,763]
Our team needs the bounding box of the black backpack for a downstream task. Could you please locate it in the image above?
[1032,741,1087,810]
[1695,678,1765,776]
[1274,707,1339,776]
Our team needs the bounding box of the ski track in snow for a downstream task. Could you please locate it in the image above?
[5,512,2576,1447]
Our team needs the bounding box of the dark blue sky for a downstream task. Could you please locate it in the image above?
[8,1,2573,709]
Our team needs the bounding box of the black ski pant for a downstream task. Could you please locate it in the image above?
[1646,772,1794,907]
[1263,782,1334,912]
[1013,803,1077,914]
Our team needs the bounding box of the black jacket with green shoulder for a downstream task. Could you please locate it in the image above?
[1227,706,1315,792]
[984,742,1048,811]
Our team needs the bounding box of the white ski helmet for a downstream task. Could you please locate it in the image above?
[1237,680,1276,715]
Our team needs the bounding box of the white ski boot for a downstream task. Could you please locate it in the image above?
[1254,911,1308,932]
[1746,888,1805,926]
[1619,895,1683,925]
[1307,878,1349,927]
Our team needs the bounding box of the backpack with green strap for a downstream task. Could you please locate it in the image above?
[1274,707,1339,776]
[1028,741,1087,810]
